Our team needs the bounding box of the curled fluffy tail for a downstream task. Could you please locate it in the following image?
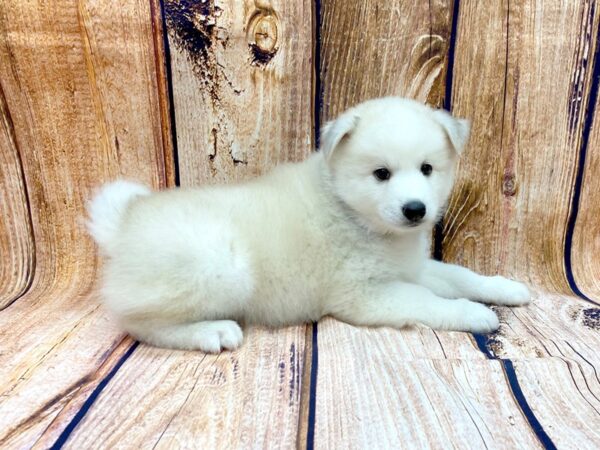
[87,180,150,250]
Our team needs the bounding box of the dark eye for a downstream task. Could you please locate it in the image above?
[421,163,433,176]
[373,168,391,181]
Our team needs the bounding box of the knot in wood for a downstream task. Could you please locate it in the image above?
[502,174,517,196]
[251,14,278,54]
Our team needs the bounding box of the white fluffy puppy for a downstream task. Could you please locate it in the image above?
[88,97,530,352]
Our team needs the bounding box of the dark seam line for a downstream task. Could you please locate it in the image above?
[306,1,322,448]
[564,6,600,306]
[306,323,318,450]
[444,0,460,112]
[473,333,556,449]
[502,359,557,450]
[158,0,181,187]
[313,0,324,150]
[434,0,461,261]
[472,333,495,359]
[50,341,140,449]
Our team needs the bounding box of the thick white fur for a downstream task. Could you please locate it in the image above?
[88,97,530,352]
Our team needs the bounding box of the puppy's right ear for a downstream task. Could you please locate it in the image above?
[432,109,471,154]
[319,113,359,161]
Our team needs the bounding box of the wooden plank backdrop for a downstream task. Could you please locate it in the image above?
[0,85,34,308]
[163,0,313,185]
[445,0,598,293]
[0,0,172,447]
[572,85,600,300]
[0,0,599,448]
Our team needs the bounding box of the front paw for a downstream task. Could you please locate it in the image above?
[482,276,531,306]
[455,299,500,333]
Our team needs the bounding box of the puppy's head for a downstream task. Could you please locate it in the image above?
[320,97,470,234]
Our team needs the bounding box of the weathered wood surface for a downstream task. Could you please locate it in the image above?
[61,326,305,449]
[444,0,600,294]
[511,357,600,447]
[315,291,600,448]
[1,0,600,448]
[572,83,600,300]
[479,290,600,446]
[320,0,453,118]
[163,0,314,185]
[315,318,542,449]
[0,84,34,308]
[0,0,172,447]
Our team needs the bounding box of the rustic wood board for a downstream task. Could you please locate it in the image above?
[0,0,171,446]
[470,290,600,447]
[314,318,541,449]
[59,326,306,449]
[0,83,34,308]
[571,76,600,301]
[315,292,600,448]
[320,0,453,118]
[483,290,600,365]
[163,0,313,186]
[443,0,600,293]
[508,358,600,447]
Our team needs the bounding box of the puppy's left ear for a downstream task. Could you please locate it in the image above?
[319,113,359,161]
[433,109,471,154]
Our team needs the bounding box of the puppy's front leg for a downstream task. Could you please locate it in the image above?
[329,282,499,333]
[419,260,531,306]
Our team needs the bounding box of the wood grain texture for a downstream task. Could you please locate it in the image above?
[571,74,600,300]
[484,290,600,362]
[320,0,453,119]
[0,83,34,308]
[508,358,600,448]
[314,318,541,449]
[476,290,600,447]
[0,0,172,446]
[163,0,313,186]
[443,0,600,293]
[61,326,305,449]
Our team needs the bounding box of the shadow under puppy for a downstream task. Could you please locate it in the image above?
[88,97,530,352]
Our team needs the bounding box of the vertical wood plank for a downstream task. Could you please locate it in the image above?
[164,0,313,185]
[444,0,600,293]
[61,327,305,449]
[320,0,454,118]
[571,76,600,300]
[0,85,34,308]
[0,0,172,446]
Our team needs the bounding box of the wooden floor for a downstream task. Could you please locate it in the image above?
[1,0,600,448]
[1,290,599,448]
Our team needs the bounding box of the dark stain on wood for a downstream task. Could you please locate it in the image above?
[502,173,517,196]
[567,0,595,137]
[289,342,298,405]
[163,0,217,67]
[250,43,277,66]
[278,360,286,393]
[581,307,600,329]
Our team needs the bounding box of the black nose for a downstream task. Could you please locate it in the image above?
[402,201,426,222]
